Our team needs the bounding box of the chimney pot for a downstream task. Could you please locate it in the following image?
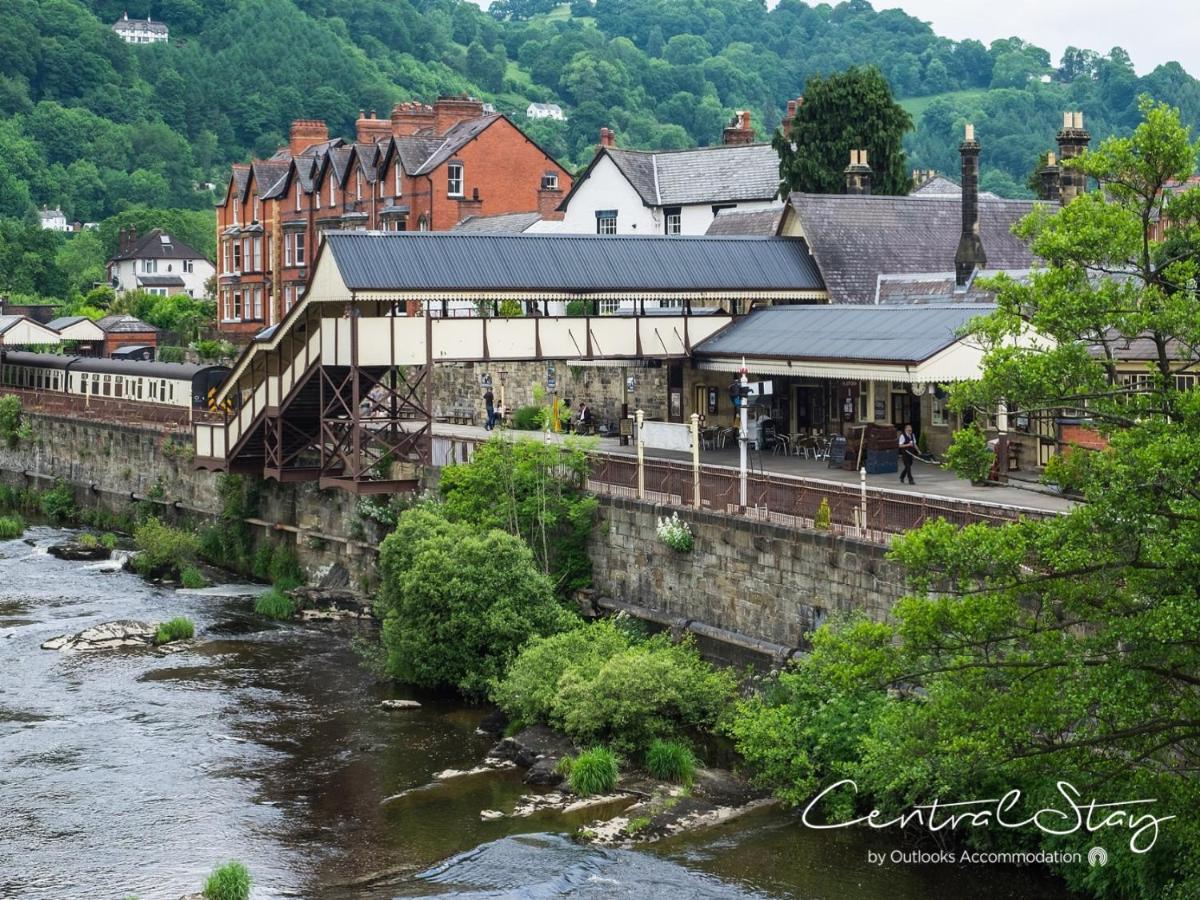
[965,123,974,142]
[843,148,872,195]
[599,127,615,148]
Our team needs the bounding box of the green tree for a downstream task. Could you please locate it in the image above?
[375,506,575,698]
[775,66,913,196]
[54,229,106,296]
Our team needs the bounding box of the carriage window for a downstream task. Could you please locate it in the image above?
[161,380,167,401]
[102,375,111,396]
[115,376,123,398]
[93,374,100,395]
[136,380,143,399]
[149,380,157,400]
[168,383,175,402]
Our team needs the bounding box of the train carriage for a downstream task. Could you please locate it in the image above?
[1,351,231,410]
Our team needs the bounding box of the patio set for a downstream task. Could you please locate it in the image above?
[699,425,834,460]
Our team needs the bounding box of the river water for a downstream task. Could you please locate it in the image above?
[0,526,1070,899]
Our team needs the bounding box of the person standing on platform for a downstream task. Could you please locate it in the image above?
[484,387,496,431]
[898,423,917,484]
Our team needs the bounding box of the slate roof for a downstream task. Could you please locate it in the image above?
[251,161,290,199]
[108,229,207,263]
[875,272,1010,305]
[783,193,1037,304]
[706,206,785,236]
[322,232,824,294]
[694,304,994,363]
[96,315,159,334]
[136,274,187,288]
[1087,331,1199,363]
[453,212,543,234]
[562,144,781,211]
[46,316,89,331]
[910,173,1000,200]
[113,17,167,34]
[414,116,503,175]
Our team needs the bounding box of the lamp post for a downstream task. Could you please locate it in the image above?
[738,359,749,509]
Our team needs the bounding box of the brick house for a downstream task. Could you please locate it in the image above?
[215,96,572,341]
[95,315,160,358]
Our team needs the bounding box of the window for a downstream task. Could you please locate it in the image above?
[284,234,293,267]
[447,162,464,196]
[329,180,335,207]
[1176,374,1196,392]
[284,285,296,312]
[233,290,243,319]
[232,242,241,273]
[858,380,871,421]
[223,242,231,274]
[932,392,949,426]
[355,171,362,200]
[596,210,617,235]
[598,299,621,315]
[252,286,263,320]
[541,172,559,190]
[295,186,302,212]
[395,164,402,197]
[294,232,306,267]
[418,215,430,231]
[232,201,239,225]
[252,237,262,272]
[142,258,158,273]
[184,259,193,273]
[658,298,684,309]
[253,197,260,221]
[664,207,682,235]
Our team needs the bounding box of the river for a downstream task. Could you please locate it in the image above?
[0,526,1070,899]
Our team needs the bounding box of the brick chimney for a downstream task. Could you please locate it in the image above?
[538,177,565,221]
[1037,150,1061,203]
[598,127,615,149]
[289,119,329,157]
[843,149,872,195]
[954,123,987,287]
[355,109,392,144]
[722,110,754,145]
[1056,111,1090,206]
[433,95,485,134]
[391,101,435,137]
[781,95,803,137]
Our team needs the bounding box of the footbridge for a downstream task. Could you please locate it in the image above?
[193,232,826,493]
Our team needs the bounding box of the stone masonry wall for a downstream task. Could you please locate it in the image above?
[432,360,668,428]
[0,412,374,585]
[588,496,907,650]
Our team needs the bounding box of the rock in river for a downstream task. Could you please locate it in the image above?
[380,699,422,711]
[41,620,158,651]
[47,541,112,562]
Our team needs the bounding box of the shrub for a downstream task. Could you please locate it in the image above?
[655,512,693,552]
[254,587,295,620]
[195,339,235,362]
[0,515,24,539]
[132,517,201,579]
[439,439,597,594]
[568,747,619,795]
[40,480,76,523]
[78,532,100,549]
[158,345,185,363]
[376,506,575,698]
[154,616,195,645]
[645,739,696,785]
[100,532,118,551]
[0,395,26,448]
[511,404,545,430]
[943,422,994,483]
[180,566,208,589]
[202,861,250,900]
[492,619,738,752]
[813,497,832,530]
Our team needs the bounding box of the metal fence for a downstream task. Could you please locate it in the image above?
[586,452,1047,544]
[7,388,193,432]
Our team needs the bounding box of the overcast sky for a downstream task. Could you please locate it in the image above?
[467,0,1198,77]
[881,0,1198,77]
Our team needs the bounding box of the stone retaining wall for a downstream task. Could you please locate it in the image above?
[588,496,908,650]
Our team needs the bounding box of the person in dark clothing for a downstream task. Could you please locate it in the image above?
[898,423,917,484]
[484,388,496,431]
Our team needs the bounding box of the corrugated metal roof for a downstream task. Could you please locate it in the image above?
[694,304,993,363]
[323,232,824,294]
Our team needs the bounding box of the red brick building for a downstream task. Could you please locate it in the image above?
[215,96,572,340]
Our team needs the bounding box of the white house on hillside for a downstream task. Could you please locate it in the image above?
[112,13,168,44]
[526,102,565,121]
[550,119,781,236]
[106,228,214,298]
[39,207,69,232]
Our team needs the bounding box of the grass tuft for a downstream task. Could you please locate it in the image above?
[644,739,696,785]
[568,746,619,795]
[254,587,295,620]
[202,860,251,900]
[0,515,25,540]
[180,566,208,589]
[154,616,195,645]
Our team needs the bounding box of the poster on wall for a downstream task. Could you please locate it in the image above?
[874,398,887,421]
[669,389,682,420]
[840,382,858,422]
[707,387,718,414]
